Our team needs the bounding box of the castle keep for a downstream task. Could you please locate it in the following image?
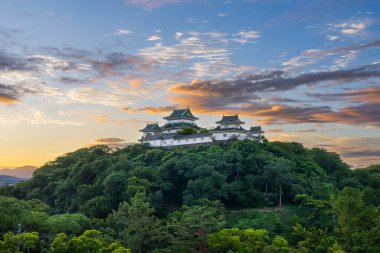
[139,107,264,147]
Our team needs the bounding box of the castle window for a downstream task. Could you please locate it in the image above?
[223,134,227,137]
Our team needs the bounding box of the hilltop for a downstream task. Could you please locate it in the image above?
[1,140,379,252]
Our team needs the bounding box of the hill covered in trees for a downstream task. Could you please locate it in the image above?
[0,140,379,252]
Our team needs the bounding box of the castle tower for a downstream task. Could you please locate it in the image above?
[139,123,161,139]
[215,115,245,129]
[162,107,200,133]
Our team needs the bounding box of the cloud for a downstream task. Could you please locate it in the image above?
[235,30,261,39]
[90,52,156,76]
[114,29,133,35]
[307,85,380,104]
[89,137,130,148]
[169,63,380,127]
[319,136,380,167]
[328,21,368,36]
[0,82,57,105]
[147,35,162,41]
[123,105,175,114]
[60,76,84,85]
[88,114,108,123]
[0,108,83,126]
[96,138,125,143]
[139,32,238,78]
[0,51,35,72]
[296,129,317,133]
[0,84,21,104]
[282,39,380,69]
[172,63,380,97]
[342,150,380,158]
[125,0,193,8]
[326,35,339,41]
[69,87,136,107]
[341,29,358,34]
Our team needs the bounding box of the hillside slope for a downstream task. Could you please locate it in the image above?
[9,140,378,218]
[1,140,380,252]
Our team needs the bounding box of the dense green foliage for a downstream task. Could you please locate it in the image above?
[1,140,379,252]
[177,127,198,135]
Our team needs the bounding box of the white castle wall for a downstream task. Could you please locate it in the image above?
[146,135,213,147]
[212,132,248,141]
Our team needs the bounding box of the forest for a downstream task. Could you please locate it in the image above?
[0,140,379,253]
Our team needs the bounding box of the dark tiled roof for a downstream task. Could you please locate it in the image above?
[140,123,161,132]
[162,123,201,130]
[164,108,199,120]
[249,126,263,132]
[161,133,178,140]
[216,115,244,124]
[211,126,248,132]
[143,133,166,141]
[174,132,212,140]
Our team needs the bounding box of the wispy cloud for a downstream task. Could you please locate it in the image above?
[0,108,83,126]
[147,35,162,41]
[125,0,193,8]
[96,138,125,143]
[114,29,133,35]
[282,39,380,69]
[123,105,176,114]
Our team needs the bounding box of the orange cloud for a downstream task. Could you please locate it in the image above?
[128,78,142,88]
[123,105,176,115]
[96,138,125,143]
[88,114,108,123]
[0,96,18,105]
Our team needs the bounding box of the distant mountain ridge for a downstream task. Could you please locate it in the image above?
[0,175,27,187]
[0,165,37,178]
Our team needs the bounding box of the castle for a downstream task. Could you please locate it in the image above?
[139,107,264,147]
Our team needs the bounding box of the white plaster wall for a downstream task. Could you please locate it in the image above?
[212,132,247,141]
[163,129,180,134]
[145,136,213,147]
[220,124,240,129]
[145,140,161,147]
[162,137,213,146]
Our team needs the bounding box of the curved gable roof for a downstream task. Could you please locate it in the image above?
[164,108,199,120]
[140,123,161,132]
[216,115,245,124]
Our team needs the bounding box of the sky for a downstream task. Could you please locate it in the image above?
[0,0,380,168]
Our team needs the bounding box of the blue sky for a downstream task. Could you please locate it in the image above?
[0,0,380,168]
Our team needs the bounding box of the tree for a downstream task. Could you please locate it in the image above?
[331,187,380,253]
[68,230,103,253]
[292,224,343,253]
[263,158,293,209]
[208,228,269,252]
[167,199,226,253]
[51,233,69,253]
[45,213,92,235]
[0,232,40,253]
[177,127,197,135]
[208,228,295,253]
[106,191,167,253]
[100,243,131,253]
